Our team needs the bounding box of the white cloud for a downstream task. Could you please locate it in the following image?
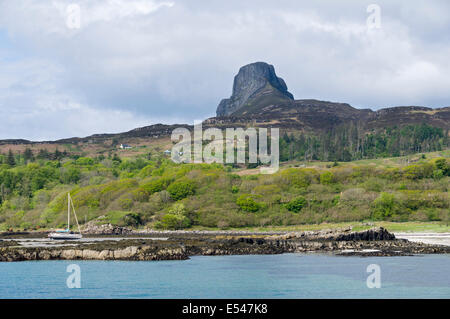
[82,0,174,23]
[0,0,449,140]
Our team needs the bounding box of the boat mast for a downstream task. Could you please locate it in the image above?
[69,194,82,235]
[67,193,70,231]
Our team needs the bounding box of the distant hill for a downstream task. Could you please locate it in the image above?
[212,62,450,132]
[0,62,448,161]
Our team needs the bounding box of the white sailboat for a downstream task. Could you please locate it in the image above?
[48,193,83,240]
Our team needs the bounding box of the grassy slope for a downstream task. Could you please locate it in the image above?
[0,150,449,233]
[279,149,450,169]
[190,221,450,233]
[200,146,448,236]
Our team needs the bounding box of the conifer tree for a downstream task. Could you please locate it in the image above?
[7,149,15,167]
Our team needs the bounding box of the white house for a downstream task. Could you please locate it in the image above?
[120,144,132,150]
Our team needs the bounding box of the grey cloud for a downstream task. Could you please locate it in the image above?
[0,0,449,140]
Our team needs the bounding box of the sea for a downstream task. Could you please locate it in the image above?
[0,253,449,298]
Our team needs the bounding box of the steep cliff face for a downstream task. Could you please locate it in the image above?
[212,62,450,131]
[216,62,294,116]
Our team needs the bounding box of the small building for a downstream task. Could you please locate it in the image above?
[120,144,132,150]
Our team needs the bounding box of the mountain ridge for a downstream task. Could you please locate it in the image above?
[0,62,449,146]
[1,104,448,147]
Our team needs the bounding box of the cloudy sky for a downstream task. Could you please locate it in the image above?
[0,0,449,140]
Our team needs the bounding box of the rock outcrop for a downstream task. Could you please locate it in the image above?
[216,62,294,116]
[269,227,395,241]
[82,222,132,235]
[333,227,395,241]
[0,245,188,261]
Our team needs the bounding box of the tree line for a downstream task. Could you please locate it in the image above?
[280,123,448,162]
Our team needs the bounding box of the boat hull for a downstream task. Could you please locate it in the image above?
[48,232,82,240]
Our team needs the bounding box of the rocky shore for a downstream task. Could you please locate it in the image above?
[0,227,448,262]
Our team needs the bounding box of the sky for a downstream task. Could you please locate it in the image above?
[0,0,449,141]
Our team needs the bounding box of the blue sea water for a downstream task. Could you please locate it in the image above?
[0,253,449,298]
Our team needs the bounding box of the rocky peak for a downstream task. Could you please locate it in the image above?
[216,62,294,116]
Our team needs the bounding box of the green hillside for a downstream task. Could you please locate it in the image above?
[0,148,448,231]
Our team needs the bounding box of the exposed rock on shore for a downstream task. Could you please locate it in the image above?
[269,227,395,241]
[0,240,188,262]
[0,227,448,262]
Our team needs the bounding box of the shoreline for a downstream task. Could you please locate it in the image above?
[4,221,449,237]
[394,232,450,247]
[1,227,449,262]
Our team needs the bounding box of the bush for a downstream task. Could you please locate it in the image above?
[132,188,150,202]
[362,177,385,192]
[372,192,399,220]
[167,180,196,201]
[168,203,186,215]
[433,169,444,180]
[280,169,313,188]
[123,213,142,226]
[236,194,261,212]
[403,163,433,179]
[434,158,449,176]
[320,171,335,185]
[285,196,307,213]
[76,157,94,166]
[156,214,191,230]
[142,178,171,194]
[138,165,155,178]
[119,197,133,210]
[61,167,81,184]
